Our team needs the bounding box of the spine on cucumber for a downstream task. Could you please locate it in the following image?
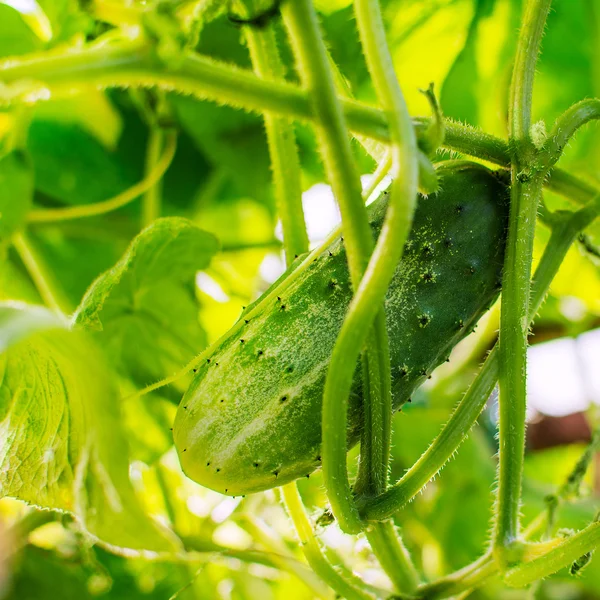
[174,161,509,496]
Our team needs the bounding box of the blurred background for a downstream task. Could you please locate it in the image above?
[0,0,599,598]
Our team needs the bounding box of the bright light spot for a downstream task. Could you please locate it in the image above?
[361,173,392,203]
[259,252,285,283]
[196,272,229,303]
[320,522,355,554]
[29,522,70,550]
[129,461,144,483]
[213,521,253,549]
[217,579,234,599]
[211,497,241,523]
[526,334,598,417]
[559,296,587,322]
[187,495,211,518]
[2,0,37,12]
[577,328,600,404]
[1,0,52,41]
[274,174,389,251]
[275,182,341,247]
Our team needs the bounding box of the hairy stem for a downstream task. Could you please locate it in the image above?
[0,39,597,206]
[142,127,165,227]
[1,38,598,201]
[351,0,420,588]
[12,232,68,313]
[352,0,418,497]
[282,0,377,534]
[367,521,420,594]
[504,522,600,587]
[541,98,600,169]
[238,0,308,265]
[281,484,375,600]
[495,0,552,557]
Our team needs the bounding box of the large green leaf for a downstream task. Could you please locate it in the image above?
[74,218,219,389]
[28,119,143,207]
[0,303,176,551]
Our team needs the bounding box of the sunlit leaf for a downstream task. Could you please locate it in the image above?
[74,218,219,388]
[28,120,142,207]
[0,303,177,551]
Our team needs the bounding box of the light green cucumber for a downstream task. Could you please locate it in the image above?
[174,161,509,496]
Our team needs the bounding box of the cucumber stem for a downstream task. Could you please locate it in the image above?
[351,0,420,589]
[238,0,308,265]
[142,127,166,227]
[495,0,552,559]
[281,0,376,534]
[281,483,375,600]
[12,232,69,313]
[1,39,597,207]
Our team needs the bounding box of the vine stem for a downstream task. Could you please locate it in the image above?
[360,191,600,523]
[12,232,68,313]
[367,521,420,593]
[352,0,419,498]
[28,131,177,223]
[350,0,420,591]
[540,98,600,168]
[411,383,600,600]
[237,0,308,265]
[281,0,380,534]
[236,6,360,600]
[419,487,597,599]
[495,0,552,559]
[142,127,166,227]
[0,39,597,204]
[504,521,600,587]
[281,484,375,600]
[236,515,330,598]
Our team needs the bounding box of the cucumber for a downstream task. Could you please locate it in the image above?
[174,161,509,496]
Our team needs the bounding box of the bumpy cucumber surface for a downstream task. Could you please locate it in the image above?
[174,162,509,496]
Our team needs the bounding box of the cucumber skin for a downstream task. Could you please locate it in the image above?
[174,162,509,496]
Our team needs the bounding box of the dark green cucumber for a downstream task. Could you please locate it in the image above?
[174,161,509,496]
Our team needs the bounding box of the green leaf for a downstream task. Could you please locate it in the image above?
[74,218,219,388]
[0,4,41,57]
[28,119,143,207]
[0,151,33,241]
[172,96,273,201]
[0,303,177,551]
